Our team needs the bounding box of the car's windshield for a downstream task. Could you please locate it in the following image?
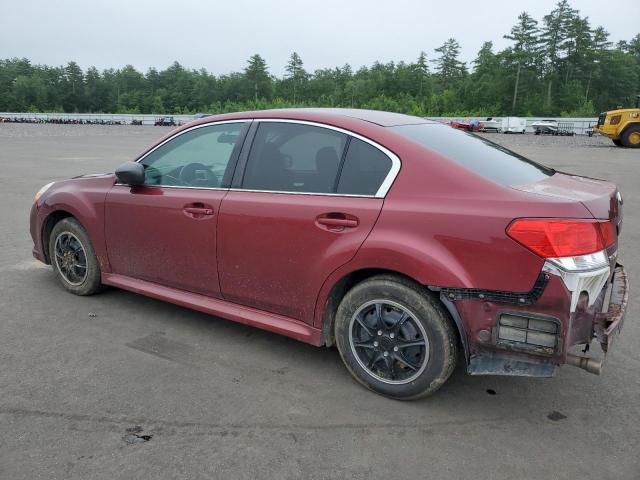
[390,123,554,187]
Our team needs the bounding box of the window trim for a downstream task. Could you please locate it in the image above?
[128,120,250,191]
[232,119,401,198]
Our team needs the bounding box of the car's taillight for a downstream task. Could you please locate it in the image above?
[506,219,616,258]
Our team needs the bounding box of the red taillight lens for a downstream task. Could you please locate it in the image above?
[598,220,616,248]
[507,219,616,258]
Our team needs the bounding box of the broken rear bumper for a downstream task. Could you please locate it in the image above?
[444,262,629,377]
[593,264,628,354]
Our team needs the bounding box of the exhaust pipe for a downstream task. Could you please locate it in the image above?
[566,354,603,375]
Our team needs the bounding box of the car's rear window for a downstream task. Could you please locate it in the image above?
[390,123,554,186]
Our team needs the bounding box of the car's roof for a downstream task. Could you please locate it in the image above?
[188,108,434,128]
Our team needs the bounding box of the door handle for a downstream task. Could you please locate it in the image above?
[183,203,214,218]
[184,207,214,215]
[316,213,359,231]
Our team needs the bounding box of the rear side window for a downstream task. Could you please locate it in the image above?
[337,138,392,195]
[390,123,553,186]
[242,122,347,193]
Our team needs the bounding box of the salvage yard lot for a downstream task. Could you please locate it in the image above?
[1,124,638,479]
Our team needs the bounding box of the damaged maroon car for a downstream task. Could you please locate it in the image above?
[30,109,628,399]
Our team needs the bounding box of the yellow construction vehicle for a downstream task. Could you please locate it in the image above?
[593,95,640,148]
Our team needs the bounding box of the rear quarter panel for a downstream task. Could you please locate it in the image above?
[313,141,594,328]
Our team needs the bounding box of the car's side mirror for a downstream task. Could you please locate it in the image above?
[115,161,145,186]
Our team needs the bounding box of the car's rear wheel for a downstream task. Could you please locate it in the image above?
[620,125,640,148]
[49,217,102,295]
[334,275,457,400]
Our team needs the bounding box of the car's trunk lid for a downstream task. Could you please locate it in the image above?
[512,172,622,227]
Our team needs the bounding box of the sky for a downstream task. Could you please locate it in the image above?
[0,0,638,76]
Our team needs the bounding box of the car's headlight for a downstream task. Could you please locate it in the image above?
[34,182,54,203]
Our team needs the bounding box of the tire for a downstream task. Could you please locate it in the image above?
[48,217,103,295]
[334,275,458,400]
[612,139,623,147]
[620,125,640,148]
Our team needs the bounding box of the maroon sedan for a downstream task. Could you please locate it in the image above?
[30,109,628,399]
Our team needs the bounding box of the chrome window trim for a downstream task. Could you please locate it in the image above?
[128,117,401,197]
[227,188,378,198]
[113,183,228,191]
[250,118,401,198]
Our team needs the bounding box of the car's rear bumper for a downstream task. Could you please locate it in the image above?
[593,264,628,354]
[447,262,629,377]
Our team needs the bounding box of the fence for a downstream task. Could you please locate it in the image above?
[0,112,196,126]
[0,112,599,135]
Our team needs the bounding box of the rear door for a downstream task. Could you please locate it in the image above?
[104,121,248,298]
[217,120,398,323]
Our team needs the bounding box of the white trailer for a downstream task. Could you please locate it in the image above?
[501,117,527,134]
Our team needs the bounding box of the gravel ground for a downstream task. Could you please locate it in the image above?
[477,131,616,148]
[0,123,639,479]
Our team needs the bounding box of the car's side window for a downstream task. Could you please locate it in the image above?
[140,122,246,188]
[242,122,347,193]
[337,137,393,196]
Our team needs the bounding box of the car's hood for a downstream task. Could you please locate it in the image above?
[512,172,621,222]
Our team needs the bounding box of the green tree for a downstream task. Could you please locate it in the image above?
[244,54,272,101]
[540,0,577,109]
[504,12,540,112]
[432,38,467,83]
[284,52,307,103]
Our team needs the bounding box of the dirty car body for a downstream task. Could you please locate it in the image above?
[30,108,629,398]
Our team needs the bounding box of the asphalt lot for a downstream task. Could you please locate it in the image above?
[1,124,639,479]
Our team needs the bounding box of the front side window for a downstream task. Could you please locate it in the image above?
[140,122,246,188]
[242,122,347,193]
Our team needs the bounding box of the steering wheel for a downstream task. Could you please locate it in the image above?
[178,162,219,187]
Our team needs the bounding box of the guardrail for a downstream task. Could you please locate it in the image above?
[0,112,196,126]
[0,112,599,134]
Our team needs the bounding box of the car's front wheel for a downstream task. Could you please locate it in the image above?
[49,217,103,295]
[335,275,458,400]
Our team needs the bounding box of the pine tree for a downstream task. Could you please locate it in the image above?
[432,38,466,82]
[414,51,429,97]
[244,54,271,102]
[285,52,307,103]
[540,0,577,109]
[504,12,540,111]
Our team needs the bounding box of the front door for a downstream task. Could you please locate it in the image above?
[218,121,395,323]
[104,121,248,298]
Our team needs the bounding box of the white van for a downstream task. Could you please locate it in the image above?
[501,117,527,134]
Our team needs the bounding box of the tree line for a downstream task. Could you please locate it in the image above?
[1,1,638,117]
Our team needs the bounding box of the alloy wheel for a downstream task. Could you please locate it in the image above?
[53,232,88,286]
[349,300,430,384]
